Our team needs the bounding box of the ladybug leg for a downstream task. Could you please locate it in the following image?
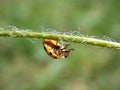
[61,43,70,50]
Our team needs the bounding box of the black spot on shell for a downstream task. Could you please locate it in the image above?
[53,56,57,59]
[49,52,52,55]
[44,46,46,50]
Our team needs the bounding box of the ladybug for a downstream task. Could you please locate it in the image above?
[43,39,73,59]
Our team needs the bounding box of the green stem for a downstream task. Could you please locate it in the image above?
[0,29,120,49]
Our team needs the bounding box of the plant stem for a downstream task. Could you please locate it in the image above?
[0,29,120,49]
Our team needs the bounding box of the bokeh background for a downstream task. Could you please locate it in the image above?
[0,0,120,90]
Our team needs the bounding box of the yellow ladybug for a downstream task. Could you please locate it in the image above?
[43,39,73,59]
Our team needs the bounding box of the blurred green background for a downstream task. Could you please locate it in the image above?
[0,0,120,90]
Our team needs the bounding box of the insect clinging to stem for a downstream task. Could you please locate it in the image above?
[43,39,73,59]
